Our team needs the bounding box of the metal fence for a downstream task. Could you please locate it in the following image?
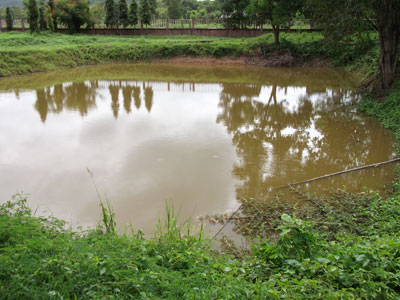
[0,18,315,31]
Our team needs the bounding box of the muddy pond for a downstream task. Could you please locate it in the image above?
[0,64,396,236]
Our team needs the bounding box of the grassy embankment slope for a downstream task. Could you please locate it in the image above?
[1,31,400,299]
[0,31,331,77]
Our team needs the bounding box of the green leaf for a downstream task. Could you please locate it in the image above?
[281,214,292,222]
[286,259,301,266]
[316,257,330,264]
[224,267,232,272]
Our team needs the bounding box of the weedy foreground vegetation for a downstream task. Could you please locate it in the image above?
[1,166,400,299]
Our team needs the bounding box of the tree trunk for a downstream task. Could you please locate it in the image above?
[376,0,400,90]
[272,25,280,45]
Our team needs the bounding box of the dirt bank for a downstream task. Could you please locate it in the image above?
[153,53,331,68]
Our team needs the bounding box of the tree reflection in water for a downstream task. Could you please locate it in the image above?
[34,81,98,122]
[216,82,394,214]
[31,79,394,208]
[144,85,154,113]
[213,82,395,237]
[32,81,157,121]
[122,85,133,114]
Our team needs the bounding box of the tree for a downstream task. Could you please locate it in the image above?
[89,2,106,28]
[164,0,182,19]
[45,7,54,30]
[2,6,26,21]
[55,0,91,33]
[6,7,13,31]
[245,0,303,44]
[48,0,57,29]
[128,0,138,27]
[26,0,39,33]
[148,0,157,18]
[220,0,250,29]
[140,0,151,26]
[119,0,129,27]
[308,0,400,90]
[38,0,47,30]
[105,0,116,28]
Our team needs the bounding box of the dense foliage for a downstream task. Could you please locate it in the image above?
[164,0,182,19]
[6,7,13,30]
[359,81,400,150]
[128,0,138,27]
[26,0,39,32]
[118,0,129,27]
[139,0,151,26]
[308,0,400,90]
[38,0,47,30]
[246,0,303,44]
[104,0,116,27]
[0,5,25,20]
[54,0,91,33]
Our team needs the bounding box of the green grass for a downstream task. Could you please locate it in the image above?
[359,80,400,145]
[359,80,400,191]
[0,31,328,77]
[0,31,380,78]
[2,183,400,299]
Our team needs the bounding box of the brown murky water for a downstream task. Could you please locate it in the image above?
[0,64,396,236]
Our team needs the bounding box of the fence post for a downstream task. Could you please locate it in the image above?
[166,19,169,29]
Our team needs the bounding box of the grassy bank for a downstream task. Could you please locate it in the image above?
[0,31,346,77]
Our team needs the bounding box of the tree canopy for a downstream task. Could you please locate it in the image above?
[55,0,91,33]
[6,7,13,30]
[25,0,39,33]
[119,0,129,27]
[140,0,151,26]
[128,0,138,27]
[246,0,303,44]
[104,0,116,28]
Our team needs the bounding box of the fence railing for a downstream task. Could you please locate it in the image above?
[0,18,316,31]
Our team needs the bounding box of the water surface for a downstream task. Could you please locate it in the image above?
[0,64,396,235]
